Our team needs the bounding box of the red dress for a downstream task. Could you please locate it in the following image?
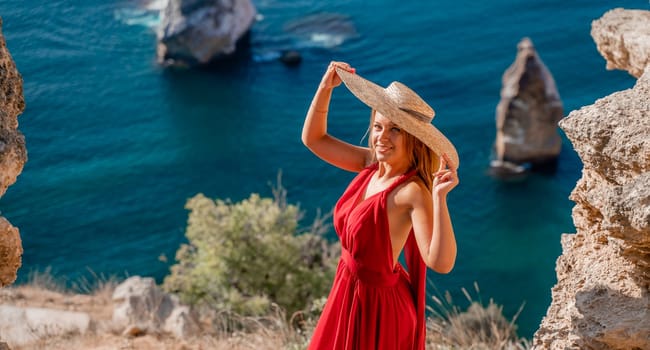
[309,163,426,350]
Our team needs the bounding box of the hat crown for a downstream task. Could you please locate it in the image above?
[335,66,459,168]
[385,82,435,123]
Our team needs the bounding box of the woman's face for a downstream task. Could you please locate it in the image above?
[371,112,408,165]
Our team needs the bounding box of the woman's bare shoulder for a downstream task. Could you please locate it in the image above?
[395,177,430,207]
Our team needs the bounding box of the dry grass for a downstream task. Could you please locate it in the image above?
[426,282,530,350]
[1,270,530,350]
[1,285,299,350]
[0,270,310,350]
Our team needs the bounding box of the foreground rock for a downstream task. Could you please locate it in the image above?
[157,0,256,67]
[0,277,202,347]
[112,276,200,339]
[591,8,650,78]
[0,284,214,349]
[493,37,563,173]
[0,219,21,288]
[0,304,90,346]
[0,18,26,287]
[532,10,650,345]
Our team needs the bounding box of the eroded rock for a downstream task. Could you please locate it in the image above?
[0,304,91,346]
[591,8,650,78]
[0,219,21,288]
[493,37,564,172]
[532,66,650,350]
[157,0,256,67]
[0,17,26,288]
[533,10,650,347]
[112,276,200,339]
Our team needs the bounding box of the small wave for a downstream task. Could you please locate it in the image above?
[114,7,162,29]
[144,0,169,11]
[284,13,357,49]
[307,33,345,48]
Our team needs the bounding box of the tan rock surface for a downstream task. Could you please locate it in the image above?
[0,18,26,198]
[0,17,26,288]
[0,218,22,287]
[494,37,564,167]
[111,276,200,339]
[0,285,285,349]
[591,8,650,78]
[532,67,650,349]
[0,304,91,346]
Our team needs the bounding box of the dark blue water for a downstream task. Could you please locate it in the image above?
[1,0,645,338]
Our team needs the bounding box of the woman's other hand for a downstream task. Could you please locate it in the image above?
[433,153,459,197]
[320,61,355,89]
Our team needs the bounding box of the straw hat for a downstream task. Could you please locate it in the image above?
[335,68,459,168]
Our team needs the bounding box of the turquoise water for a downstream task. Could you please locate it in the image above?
[0,0,645,337]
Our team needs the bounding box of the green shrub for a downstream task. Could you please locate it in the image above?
[163,180,339,317]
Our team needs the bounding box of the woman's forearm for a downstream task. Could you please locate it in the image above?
[301,84,333,146]
[428,195,457,273]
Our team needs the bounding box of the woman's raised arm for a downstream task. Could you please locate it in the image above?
[301,61,371,172]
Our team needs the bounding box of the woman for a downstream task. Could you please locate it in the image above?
[302,61,459,350]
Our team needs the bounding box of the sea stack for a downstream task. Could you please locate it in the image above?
[491,37,564,176]
[157,0,257,67]
[0,17,26,287]
[532,8,650,349]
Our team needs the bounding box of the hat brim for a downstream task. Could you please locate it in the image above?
[336,68,460,169]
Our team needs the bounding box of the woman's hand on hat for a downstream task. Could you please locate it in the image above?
[432,153,459,197]
[320,61,355,90]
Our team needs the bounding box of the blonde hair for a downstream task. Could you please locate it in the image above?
[367,110,440,191]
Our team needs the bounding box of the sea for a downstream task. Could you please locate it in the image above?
[1,0,646,338]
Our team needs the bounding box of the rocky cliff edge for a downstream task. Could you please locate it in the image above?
[533,8,649,350]
[0,17,26,288]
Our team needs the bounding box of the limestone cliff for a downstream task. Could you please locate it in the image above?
[532,8,650,350]
[0,18,26,288]
[591,8,650,79]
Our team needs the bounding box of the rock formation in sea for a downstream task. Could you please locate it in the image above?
[157,0,257,67]
[0,18,26,288]
[492,37,564,175]
[532,8,650,350]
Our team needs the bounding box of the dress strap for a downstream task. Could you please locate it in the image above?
[358,162,379,181]
[384,168,419,194]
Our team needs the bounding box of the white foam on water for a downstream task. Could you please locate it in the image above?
[308,33,345,48]
[114,7,161,29]
[143,0,169,11]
